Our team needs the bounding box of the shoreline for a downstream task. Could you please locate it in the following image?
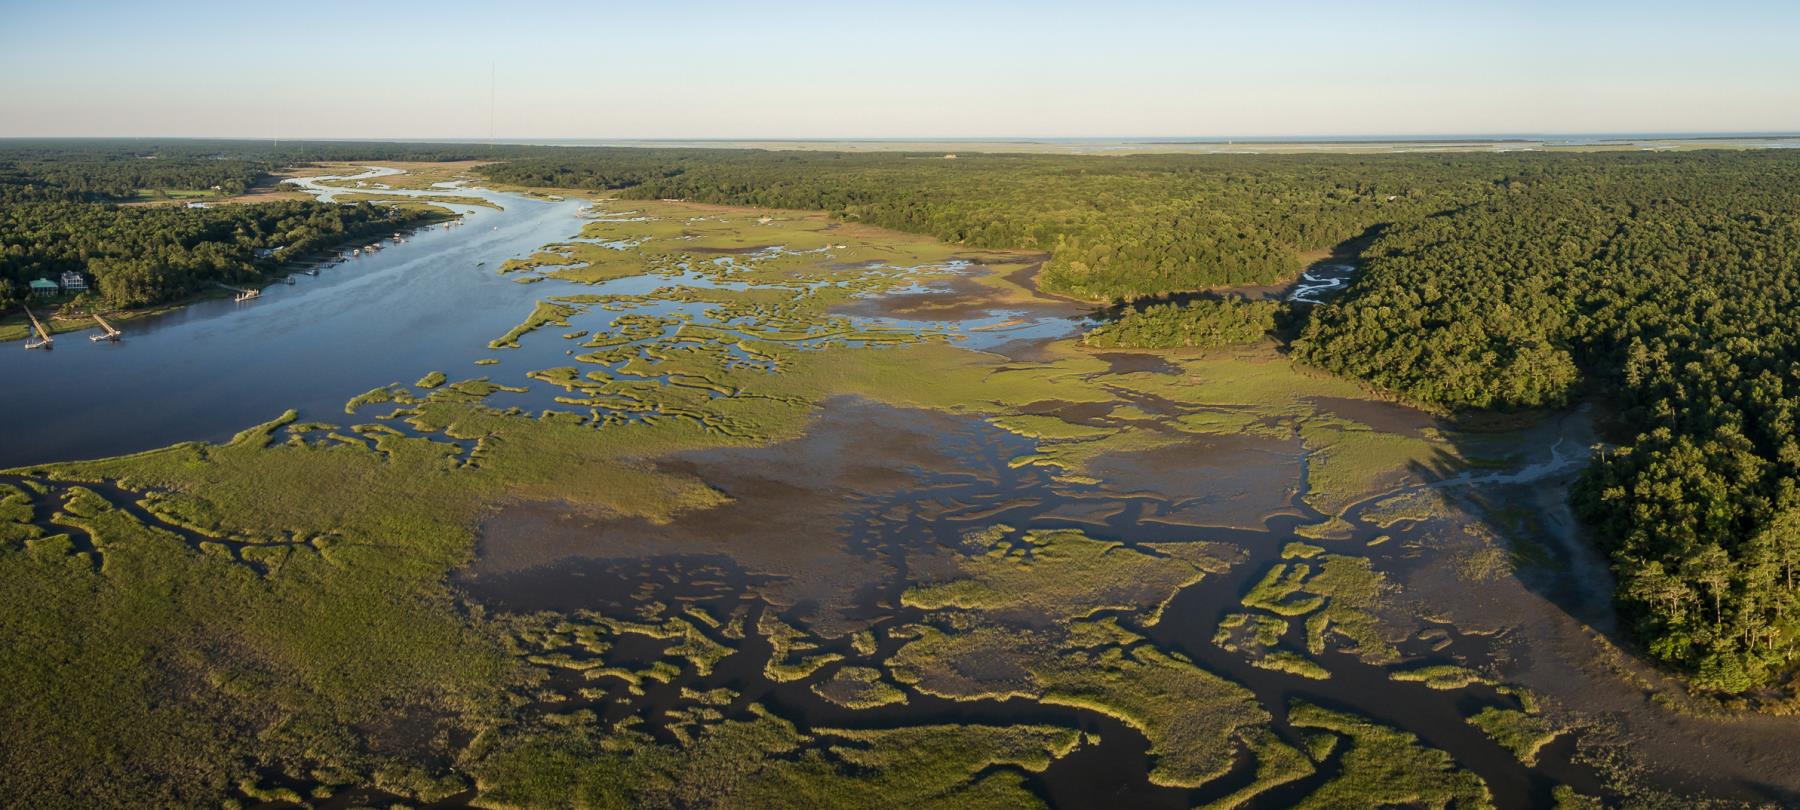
[0,206,456,344]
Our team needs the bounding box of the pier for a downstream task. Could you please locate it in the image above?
[89,314,122,342]
[22,305,53,350]
[216,282,261,302]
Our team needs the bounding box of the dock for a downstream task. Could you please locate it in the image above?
[23,305,53,350]
[216,282,261,302]
[89,313,122,342]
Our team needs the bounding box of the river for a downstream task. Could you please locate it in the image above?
[0,175,589,468]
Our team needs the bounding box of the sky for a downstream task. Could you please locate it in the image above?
[3,0,1799,140]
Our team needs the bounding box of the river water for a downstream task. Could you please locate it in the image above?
[0,176,591,467]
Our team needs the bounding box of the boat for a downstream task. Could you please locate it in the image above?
[284,275,297,285]
[303,268,319,276]
[353,249,361,257]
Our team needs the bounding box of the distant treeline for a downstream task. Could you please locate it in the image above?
[479,148,1526,300]
[0,141,536,310]
[0,140,557,204]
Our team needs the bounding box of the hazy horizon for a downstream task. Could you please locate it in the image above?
[5,0,1800,139]
[7,132,1799,143]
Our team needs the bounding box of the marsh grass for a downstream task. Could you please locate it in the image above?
[812,666,908,709]
[1287,702,1493,809]
[1468,706,1561,766]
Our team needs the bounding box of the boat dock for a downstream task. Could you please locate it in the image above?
[89,313,122,342]
[22,305,53,350]
[216,282,261,302]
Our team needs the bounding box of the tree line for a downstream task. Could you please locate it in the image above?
[477,149,1525,300]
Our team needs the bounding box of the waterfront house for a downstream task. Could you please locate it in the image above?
[59,271,88,292]
[29,278,59,298]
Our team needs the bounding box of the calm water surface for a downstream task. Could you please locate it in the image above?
[0,178,589,467]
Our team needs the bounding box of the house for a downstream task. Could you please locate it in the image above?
[60,271,88,292]
[29,278,59,298]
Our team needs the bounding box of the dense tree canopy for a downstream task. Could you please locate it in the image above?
[1083,297,1282,349]
[0,200,424,308]
[1295,152,1800,689]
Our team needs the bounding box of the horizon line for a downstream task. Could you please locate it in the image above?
[6,131,1800,145]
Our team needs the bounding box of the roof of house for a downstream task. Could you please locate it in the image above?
[29,278,59,289]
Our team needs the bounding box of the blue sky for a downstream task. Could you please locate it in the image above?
[3,0,1798,138]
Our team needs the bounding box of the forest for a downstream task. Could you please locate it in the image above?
[1082,297,1282,349]
[0,200,436,309]
[1293,151,1800,690]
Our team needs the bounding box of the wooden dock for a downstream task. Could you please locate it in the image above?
[89,313,121,342]
[23,305,53,350]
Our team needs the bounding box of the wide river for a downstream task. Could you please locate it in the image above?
[0,178,594,468]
